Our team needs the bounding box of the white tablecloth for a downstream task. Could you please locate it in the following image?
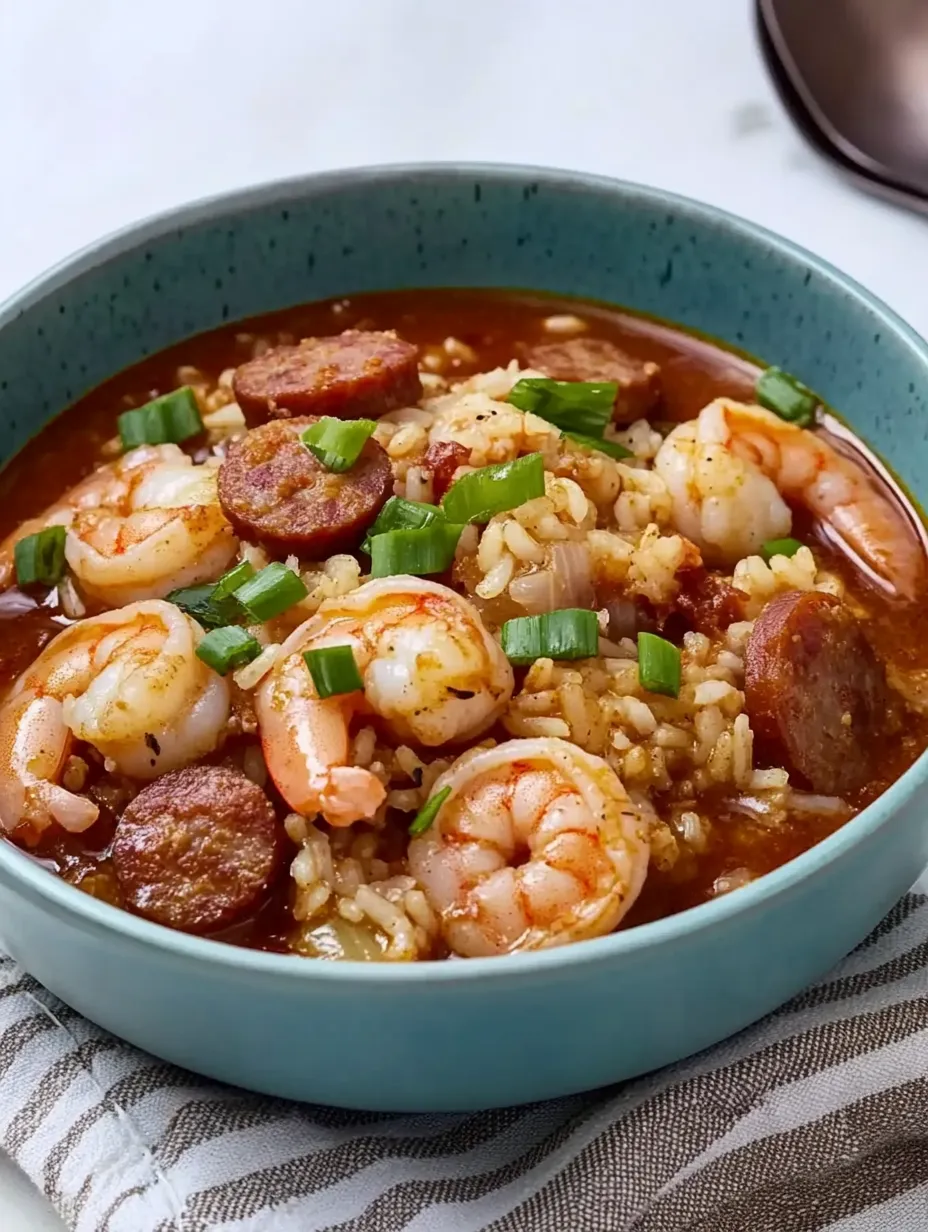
[1,1,926,1226]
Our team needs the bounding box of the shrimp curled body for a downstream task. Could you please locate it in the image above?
[0,600,230,840]
[655,399,923,598]
[0,445,238,606]
[256,577,515,827]
[408,737,650,957]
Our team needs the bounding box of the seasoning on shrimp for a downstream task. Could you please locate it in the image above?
[655,398,924,599]
[0,444,237,606]
[255,577,514,825]
[0,600,229,842]
[408,738,650,956]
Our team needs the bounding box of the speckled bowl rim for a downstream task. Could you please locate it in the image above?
[1,161,927,985]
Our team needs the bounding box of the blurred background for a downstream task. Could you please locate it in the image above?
[2,1,928,329]
[1,1,926,1227]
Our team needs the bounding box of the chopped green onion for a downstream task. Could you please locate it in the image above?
[369,522,464,579]
[166,583,241,630]
[303,644,364,699]
[169,561,258,627]
[301,417,377,473]
[509,378,617,436]
[755,367,818,428]
[196,626,261,676]
[212,559,256,599]
[14,526,67,588]
[441,453,545,524]
[500,609,599,666]
[233,562,308,621]
[637,632,681,698]
[361,496,445,554]
[409,785,451,837]
[760,537,803,562]
[118,387,203,450]
[562,430,633,460]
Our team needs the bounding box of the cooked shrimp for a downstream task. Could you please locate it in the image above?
[408,737,650,957]
[0,599,229,840]
[256,577,514,826]
[655,398,924,598]
[0,445,237,606]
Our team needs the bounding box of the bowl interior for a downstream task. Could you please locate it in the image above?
[1,163,928,979]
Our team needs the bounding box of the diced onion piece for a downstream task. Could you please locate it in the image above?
[755,367,818,427]
[234,562,308,621]
[441,453,545,524]
[361,496,445,554]
[196,626,261,676]
[409,785,451,837]
[303,644,364,699]
[760,537,803,562]
[550,541,594,610]
[301,417,376,473]
[14,526,66,587]
[562,430,632,460]
[508,571,557,615]
[369,523,464,578]
[118,387,203,449]
[500,609,599,665]
[637,632,681,698]
[509,543,594,616]
[508,378,617,436]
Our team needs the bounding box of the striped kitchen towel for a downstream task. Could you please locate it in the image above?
[3,889,928,1231]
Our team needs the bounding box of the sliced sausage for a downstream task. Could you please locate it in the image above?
[112,766,282,934]
[218,416,393,557]
[520,338,662,423]
[744,590,891,796]
[233,330,422,423]
[423,440,470,499]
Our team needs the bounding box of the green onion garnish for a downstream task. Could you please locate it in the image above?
[755,367,818,428]
[441,453,545,524]
[14,526,67,588]
[361,496,445,555]
[500,609,599,666]
[369,522,464,579]
[409,785,451,837]
[195,626,261,676]
[303,644,364,699]
[212,559,256,599]
[509,378,617,436]
[118,387,203,450]
[562,430,633,460]
[166,583,241,630]
[233,562,308,622]
[301,417,377,473]
[760,537,803,563]
[637,632,681,698]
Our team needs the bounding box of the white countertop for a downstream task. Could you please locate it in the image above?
[2,1,927,1227]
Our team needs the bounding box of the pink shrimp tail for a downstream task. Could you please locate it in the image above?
[316,767,386,827]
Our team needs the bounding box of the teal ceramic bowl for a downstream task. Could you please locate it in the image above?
[0,165,926,1112]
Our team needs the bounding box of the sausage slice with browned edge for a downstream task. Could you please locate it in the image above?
[112,766,282,934]
[520,337,662,423]
[218,416,393,557]
[233,330,422,422]
[744,590,891,796]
